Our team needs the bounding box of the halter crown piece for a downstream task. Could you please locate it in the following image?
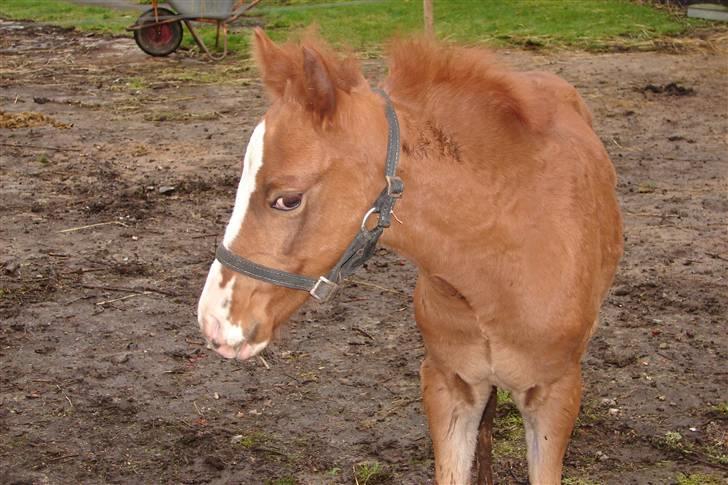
[215,88,403,302]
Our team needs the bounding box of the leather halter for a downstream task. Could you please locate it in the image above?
[215,88,403,302]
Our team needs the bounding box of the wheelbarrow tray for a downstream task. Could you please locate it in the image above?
[167,0,237,19]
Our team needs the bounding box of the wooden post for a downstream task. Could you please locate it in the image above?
[423,0,434,37]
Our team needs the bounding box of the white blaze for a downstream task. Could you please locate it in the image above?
[197,121,268,357]
[223,120,266,247]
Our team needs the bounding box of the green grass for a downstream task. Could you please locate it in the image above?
[0,0,137,34]
[676,472,724,485]
[714,401,728,416]
[0,0,709,57]
[493,390,527,458]
[261,0,701,51]
[265,478,297,485]
[231,431,266,449]
[562,478,601,485]
[353,461,390,485]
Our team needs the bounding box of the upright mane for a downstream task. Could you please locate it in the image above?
[384,37,538,129]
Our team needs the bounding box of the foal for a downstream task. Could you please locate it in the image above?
[198,29,623,484]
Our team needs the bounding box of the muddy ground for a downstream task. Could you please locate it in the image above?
[0,20,726,485]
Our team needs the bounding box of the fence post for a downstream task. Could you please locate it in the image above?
[424,0,434,36]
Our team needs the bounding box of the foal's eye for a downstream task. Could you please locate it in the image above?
[271,193,303,211]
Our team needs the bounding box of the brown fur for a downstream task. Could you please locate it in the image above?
[205,29,623,485]
[385,37,540,130]
[253,29,363,121]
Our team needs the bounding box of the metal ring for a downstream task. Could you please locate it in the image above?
[360,207,379,232]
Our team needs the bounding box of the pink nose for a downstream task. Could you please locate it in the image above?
[199,315,254,360]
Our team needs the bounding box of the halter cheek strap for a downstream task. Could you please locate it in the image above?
[215,88,403,302]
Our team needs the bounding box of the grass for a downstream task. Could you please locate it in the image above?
[261,0,704,51]
[353,461,390,485]
[0,0,137,34]
[231,431,266,449]
[659,430,728,468]
[676,472,724,485]
[562,478,601,485]
[714,401,728,416]
[266,478,297,485]
[493,389,527,458]
[0,0,709,58]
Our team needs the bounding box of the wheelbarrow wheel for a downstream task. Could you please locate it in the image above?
[133,8,183,57]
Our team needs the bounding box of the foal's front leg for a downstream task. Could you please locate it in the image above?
[513,366,582,485]
[420,358,493,485]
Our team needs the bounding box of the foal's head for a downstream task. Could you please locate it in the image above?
[198,29,389,359]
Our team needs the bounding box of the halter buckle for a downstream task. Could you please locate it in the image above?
[386,176,404,198]
[310,276,337,302]
[360,206,380,232]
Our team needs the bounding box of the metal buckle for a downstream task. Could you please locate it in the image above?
[386,175,404,198]
[360,206,380,232]
[310,276,337,302]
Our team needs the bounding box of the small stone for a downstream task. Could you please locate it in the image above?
[657,395,666,401]
[110,353,130,364]
[203,455,225,471]
[689,427,697,432]
[608,408,620,416]
[158,185,176,195]
[213,392,220,400]
[595,451,609,461]
[230,434,244,444]
[603,349,637,368]
[600,398,617,407]
[3,260,20,275]
[658,342,668,349]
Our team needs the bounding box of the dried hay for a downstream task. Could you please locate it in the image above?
[0,110,71,129]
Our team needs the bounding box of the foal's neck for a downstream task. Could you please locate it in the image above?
[379,100,532,280]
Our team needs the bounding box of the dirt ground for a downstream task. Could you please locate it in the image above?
[0,20,726,485]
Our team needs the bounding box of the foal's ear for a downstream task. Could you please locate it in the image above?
[253,28,294,98]
[302,46,337,120]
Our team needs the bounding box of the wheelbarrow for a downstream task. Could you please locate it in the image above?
[127,0,262,60]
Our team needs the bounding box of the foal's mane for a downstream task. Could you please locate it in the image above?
[384,37,535,128]
[253,30,540,135]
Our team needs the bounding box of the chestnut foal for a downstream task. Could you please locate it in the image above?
[198,29,623,484]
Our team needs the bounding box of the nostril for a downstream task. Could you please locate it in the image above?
[201,315,222,341]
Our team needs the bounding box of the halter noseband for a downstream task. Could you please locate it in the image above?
[215,88,403,302]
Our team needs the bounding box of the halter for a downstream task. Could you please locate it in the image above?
[215,88,403,302]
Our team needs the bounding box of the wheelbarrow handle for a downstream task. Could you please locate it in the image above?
[228,0,263,23]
